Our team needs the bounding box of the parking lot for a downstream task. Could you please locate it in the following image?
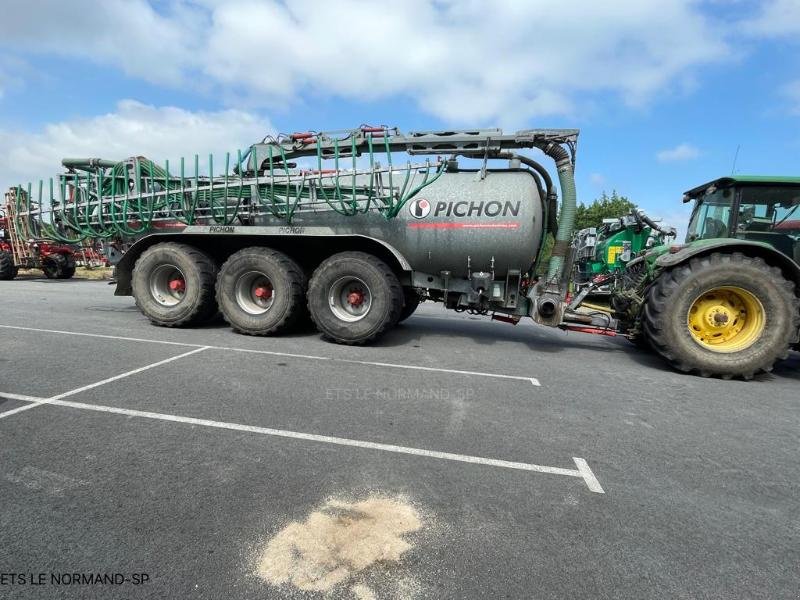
[0,277,798,599]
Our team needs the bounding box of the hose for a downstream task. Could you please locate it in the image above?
[636,208,676,237]
[540,142,575,285]
[16,127,575,247]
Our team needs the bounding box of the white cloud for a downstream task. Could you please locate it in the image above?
[740,0,800,116]
[0,0,731,124]
[743,0,800,36]
[1,0,202,85]
[0,100,273,191]
[656,143,701,162]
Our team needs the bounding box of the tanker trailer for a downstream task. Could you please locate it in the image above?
[21,127,582,344]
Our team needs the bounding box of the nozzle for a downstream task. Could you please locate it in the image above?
[538,297,558,318]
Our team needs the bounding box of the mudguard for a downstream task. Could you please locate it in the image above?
[655,238,800,287]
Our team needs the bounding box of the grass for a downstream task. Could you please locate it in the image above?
[15,266,113,280]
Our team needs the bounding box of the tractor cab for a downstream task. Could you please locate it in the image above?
[684,176,800,264]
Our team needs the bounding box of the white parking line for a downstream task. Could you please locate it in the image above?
[0,324,540,386]
[48,346,209,401]
[0,392,45,402]
[0,347,208,420]
[0,392,603,493]
[573,457,606,493]
[0,402,43,420]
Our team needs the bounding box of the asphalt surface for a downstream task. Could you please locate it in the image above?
[0,278,798,599]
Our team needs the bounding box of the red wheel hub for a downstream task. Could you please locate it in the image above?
[255,286,273,299]
[347,290,365,307]
[168,278,185,292]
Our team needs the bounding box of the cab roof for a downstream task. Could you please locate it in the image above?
[683,176,800,202]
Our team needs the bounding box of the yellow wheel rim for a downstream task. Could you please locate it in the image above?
[687,286,765,353]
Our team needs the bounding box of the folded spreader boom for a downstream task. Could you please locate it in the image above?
[10,126,578,244]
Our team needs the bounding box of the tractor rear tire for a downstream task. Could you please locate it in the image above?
[0,251,15,280]
[132,242,218,327]
[42,254,67,279]
[643,252,799,379]
[307,251,403,345]
[397,287,422,323]
[216,247,307,336]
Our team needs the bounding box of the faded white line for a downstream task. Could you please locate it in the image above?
[0,392,603,492]
[5,466,89,496]
[338,359,539,386]
[0,324,196,348]
[0,347,208,419]
[0,324,540,387]
[48,346,209,401]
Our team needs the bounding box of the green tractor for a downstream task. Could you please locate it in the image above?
[613,176,800,379]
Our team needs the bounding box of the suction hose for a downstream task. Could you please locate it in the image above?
[539,142,576,285]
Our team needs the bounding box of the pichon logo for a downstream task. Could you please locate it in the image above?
[410,200,521,218]
[408,198,431,219]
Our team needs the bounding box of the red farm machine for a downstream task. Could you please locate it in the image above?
[1,188,78,280]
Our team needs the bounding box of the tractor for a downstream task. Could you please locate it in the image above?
[612,176,800,379]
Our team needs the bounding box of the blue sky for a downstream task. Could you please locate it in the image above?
[1,0,799,234]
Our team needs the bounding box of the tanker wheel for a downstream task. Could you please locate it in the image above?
[307,251,403,345]
[643,253,799,379]
[0,250,15,280]
[397,287,422,323]
[216,247,307,336]
[132,242,218,327]
[42,254,66,279]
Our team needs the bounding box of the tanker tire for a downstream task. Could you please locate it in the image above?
[0,250,15,280]
[308,251,403,345]
[42,254,66,279]
[132,242,217,327]
[397,287,422,323]
[216,247,306,336]
[643,253,799,379]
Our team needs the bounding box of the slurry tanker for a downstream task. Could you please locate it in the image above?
[9,126,800,379]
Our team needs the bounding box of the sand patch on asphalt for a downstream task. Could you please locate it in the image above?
[255,495,422,594]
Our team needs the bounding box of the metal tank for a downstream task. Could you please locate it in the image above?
[250,170,543,278]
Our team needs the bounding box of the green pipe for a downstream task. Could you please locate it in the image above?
[545,160,576,284]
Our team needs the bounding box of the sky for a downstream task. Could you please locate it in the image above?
[1,0,799,235]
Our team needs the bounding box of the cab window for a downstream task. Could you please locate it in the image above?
[686,190,733,241]
[736,185,800,261]
[736,186,800,235]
